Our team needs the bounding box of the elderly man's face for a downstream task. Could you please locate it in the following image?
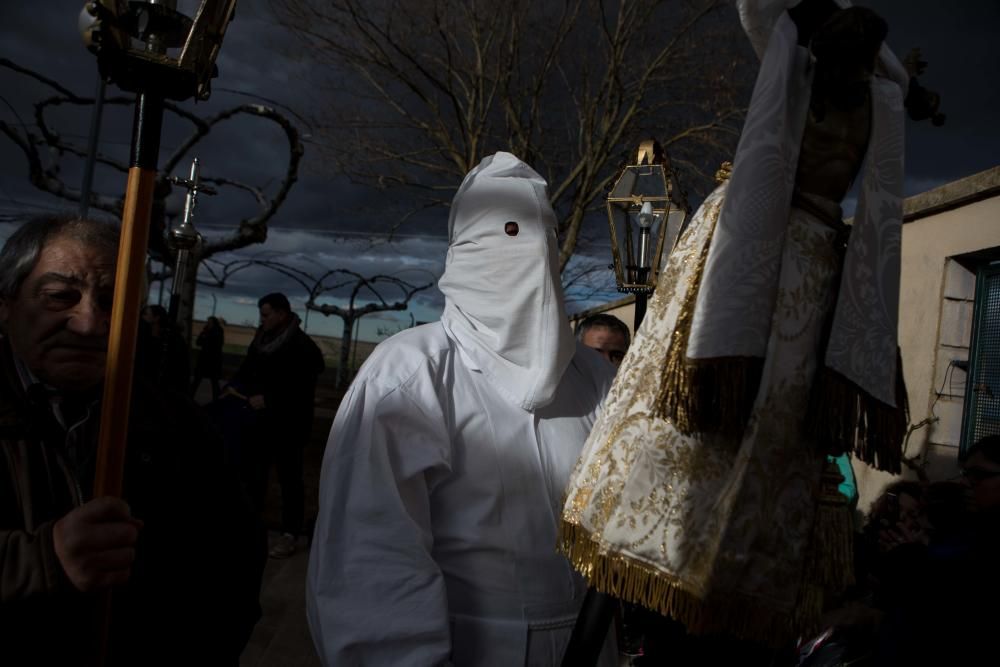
[581,325,628,367]
[0,234,114,391]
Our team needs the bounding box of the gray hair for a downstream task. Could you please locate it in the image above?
[575,313,631,346]
[0,214,120,299]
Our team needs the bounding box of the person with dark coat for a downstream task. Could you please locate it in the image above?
[876,437,1000,665]
[0,214,264,666]
[192,316,225,401]
[136,303,190,394]
[229,292,324,559]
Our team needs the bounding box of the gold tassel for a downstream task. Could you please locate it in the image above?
[559,520,821,647]
[806,348,908,473]
[658,356,763,437]
[654,227,711,433]
[802,459,855,595]
[654,196,763,438]
[792,583,825,642]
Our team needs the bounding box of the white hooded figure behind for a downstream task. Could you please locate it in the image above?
[306,152,617,666]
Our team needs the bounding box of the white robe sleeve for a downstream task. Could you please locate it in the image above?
[307,374,453,666]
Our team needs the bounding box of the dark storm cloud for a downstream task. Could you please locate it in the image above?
[868,0,1000,190]
[197,227,447,307]
[1,0,998,324]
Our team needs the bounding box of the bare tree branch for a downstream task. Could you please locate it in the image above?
[0,59,303,263]
[272,0,753,272]
[0,59,305,337]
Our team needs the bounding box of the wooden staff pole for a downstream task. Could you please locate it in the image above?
[93,91,163,498]
[92,91,163,664]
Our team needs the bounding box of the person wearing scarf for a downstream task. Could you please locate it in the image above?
[560,0,910,649]
[230,292,325,559]
[306,153,617,666]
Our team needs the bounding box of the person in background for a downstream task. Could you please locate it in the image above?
[137,303,190,393]
[576,313,630,368]
[192,316,225,402]
[866,434,1000,665]
[229,292,324,559]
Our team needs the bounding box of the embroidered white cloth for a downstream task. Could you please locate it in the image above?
[561,185,844,643]
[689,0,908,407]
[559,0,909,644]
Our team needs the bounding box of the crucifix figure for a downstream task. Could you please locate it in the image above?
[559,0,940,660]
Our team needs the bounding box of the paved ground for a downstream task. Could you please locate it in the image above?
[205,360,629,666]
[240,532,320,667]
[239,401,336,667]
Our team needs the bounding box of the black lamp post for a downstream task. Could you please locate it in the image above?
[562,140,687,666]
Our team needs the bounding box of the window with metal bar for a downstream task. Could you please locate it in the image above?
[961,261,1000,456]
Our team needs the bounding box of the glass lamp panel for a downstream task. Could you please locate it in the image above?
[608,204,632,286]
[610,168,638,200]
[611,207,636,265]
[630,166,668,200]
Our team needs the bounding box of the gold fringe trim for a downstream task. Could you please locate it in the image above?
[653,199,763,438]
[657,355,763,437]
[802,459,855,594]
[559,521,822,647]
[806,348,909,474]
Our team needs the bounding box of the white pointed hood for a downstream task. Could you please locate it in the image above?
[438,152,575,411]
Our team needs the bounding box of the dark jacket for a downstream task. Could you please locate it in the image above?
[135,319,191,394]
[231,322,325,442]
[195,324,225,378]
[0,340,264,666]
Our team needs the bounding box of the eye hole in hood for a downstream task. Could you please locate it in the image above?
[438,152,575,411]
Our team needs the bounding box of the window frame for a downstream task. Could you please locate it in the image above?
[960,259,1000,457]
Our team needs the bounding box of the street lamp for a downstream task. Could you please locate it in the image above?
[562,141,687,666]
[605,139,686,328]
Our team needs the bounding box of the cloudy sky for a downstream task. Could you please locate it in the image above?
[0,0,997,341]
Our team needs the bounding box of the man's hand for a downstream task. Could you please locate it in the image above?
[248,394,266,410]
[52,497,143,592]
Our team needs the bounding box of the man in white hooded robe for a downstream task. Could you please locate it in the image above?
[306,152,617,666]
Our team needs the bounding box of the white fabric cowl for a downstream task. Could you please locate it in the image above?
[687,0,908,407]
[438,152,576,411]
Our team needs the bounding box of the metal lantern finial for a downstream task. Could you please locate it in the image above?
[606,140,687,295]
[81,0,238,101]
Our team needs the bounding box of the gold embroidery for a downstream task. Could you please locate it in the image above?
[654,192,764,437]
[559,208,860,646]
[559,521,822,647]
